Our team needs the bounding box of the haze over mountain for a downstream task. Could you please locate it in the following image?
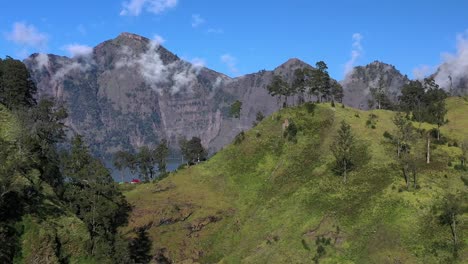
[25,33,314,157]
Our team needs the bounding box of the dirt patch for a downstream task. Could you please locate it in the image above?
[303,215,346,247]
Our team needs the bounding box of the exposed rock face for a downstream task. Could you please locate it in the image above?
[341,61,409,109]
[24,33,313,157]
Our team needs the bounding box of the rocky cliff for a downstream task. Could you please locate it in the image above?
[341,61,409,109]
[25,33,312,157]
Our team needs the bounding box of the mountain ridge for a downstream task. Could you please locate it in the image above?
[24,32,316,158]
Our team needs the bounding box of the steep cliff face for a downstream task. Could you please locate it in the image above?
[24,33,313,157]
[341,61,409,109]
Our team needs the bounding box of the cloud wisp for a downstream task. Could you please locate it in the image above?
[344,33,363,76]
[191,14,205,28]
[433,31,468,91]
[116,36,203,95]
[6,22,48,53]
[63,44,93,57]
[120,0,178,16]
[220,54,239,75]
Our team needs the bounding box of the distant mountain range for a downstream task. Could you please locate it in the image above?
[24,33,312,157]
[24,32,468,157]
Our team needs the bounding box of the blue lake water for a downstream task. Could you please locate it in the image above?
[105,160,182,182]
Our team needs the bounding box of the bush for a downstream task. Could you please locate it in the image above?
[283,121,298,142]
[305,102,316,113]
[234,131,246,145]
[383,131,393,140]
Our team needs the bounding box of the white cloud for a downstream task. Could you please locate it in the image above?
[6,22,48,49]
[191,14,205,28]
[344,33,363,76]
[190,57,205,68]
[412,65,435,80]
[115,41,202,95]
[220,54,239,75]
[51,61,92,84]
[63,44,93,57]
[35,53,50,69]
[434,30,468,91]
[152,34,166,46]
[120,0,177,16]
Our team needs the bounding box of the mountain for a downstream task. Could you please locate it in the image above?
[341,61,409,109]
[24,33,314,158]
[123,98,468,263]
[433,62,468,95]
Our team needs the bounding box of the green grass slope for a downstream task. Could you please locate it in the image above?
[0,105,97,264]
[124,99,467,264]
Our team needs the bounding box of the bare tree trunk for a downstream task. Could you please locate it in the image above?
[343,160,347,183]
[451,213,458,247]
[412,164,417,189]
[426,136,431,164]
[437,126,441,141]
[402,165,409,189]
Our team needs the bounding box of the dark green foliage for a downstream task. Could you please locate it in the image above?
[305,102,316,113]
[283,121,298,142]
[155,139,169,174]
[18,98,68,192]
[113,140,169,182]
[383,131,393,140]
[313,236,329,263]
[399,78,448,140]
[234,131,245,145]
[180,137,207,165]
[331,121,366,183]
[62,136,131,261]
[230,100,242,119]
[129,226,153,264]
[392,112,418,189]
[0,57,37,109]
[253,111,265,126]
[267,75,293,107]
[366,114,378,129]
[438,194,464,253]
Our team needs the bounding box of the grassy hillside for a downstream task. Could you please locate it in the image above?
[124,98,467,263]
[0,105,97,264]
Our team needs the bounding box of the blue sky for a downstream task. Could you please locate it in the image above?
[1,0,467,80]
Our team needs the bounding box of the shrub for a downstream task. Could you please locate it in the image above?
[305,102,316,113]
[234,131,246,145]
[283,121,298,142]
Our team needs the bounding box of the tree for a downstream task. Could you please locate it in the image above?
[180,137,207,165]
[317,61,331,102]
[136,146,158,181]
[155,139,169,175]
[331,82,344,104]
[438,194,463,252]
[0,57,37,109]
[292,68,309,104]
[399,80,425,120]
[113,150,134,182]
[17,98,68,193]
[253,111,264,126]
[230,100,242,119]
[62,136,131,260]
[129,226,153,264]
[424,81,448,141]
[460,139,468,167]
[267,75,292,107]
[330,121,356,183]
[392,113,417,188]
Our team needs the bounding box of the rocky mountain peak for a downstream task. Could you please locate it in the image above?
[341,61,409,109]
